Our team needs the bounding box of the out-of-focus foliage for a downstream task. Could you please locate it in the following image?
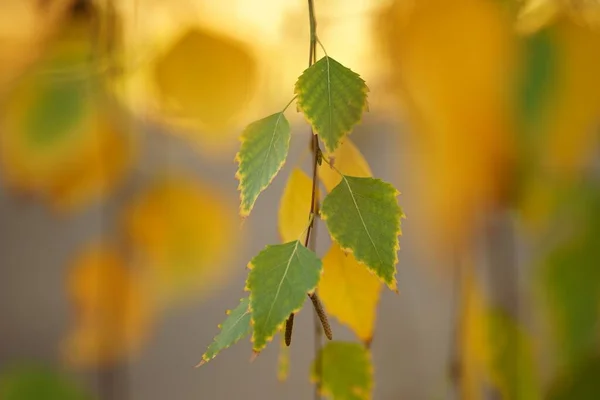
[547,355,600,399]
[123,176,239,306]
[0,364,94,400]
[0,8,135,212]
[377,0,516,252]
[311,342,372,400]
[0,0,73,95]
[460,269,541,400]
[538,184,600,368]
[63,243,155,367]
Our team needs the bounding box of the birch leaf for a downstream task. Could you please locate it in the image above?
[321,176,403,290]
[311,342,372,400]
[278,168,313,243]
[246,241,322,351]
[199,297,252,366]
[295,56,368,153]
[319,244,382,343]
[319,139,372,193]
[236,113,291,216]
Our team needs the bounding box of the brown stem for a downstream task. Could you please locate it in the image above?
[285,313,294,346]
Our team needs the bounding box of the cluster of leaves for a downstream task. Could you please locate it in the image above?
[377,0,600,398]
[198,41,404,398]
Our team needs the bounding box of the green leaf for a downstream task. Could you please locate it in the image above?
[547,355,600,400]
[246,241,322,351]
[295,56,368,153]
[198,297,252,366]
[235,113,291,216]
[540,186,600,367]
[321,176,403,290]
[486,309,541,400]
[0,365,94,400]
[311,342,372,400]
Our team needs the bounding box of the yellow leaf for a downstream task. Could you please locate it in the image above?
[319,244,382,344]
[153,27,257,132]
[460,269,488,400]
[0,0,73,95]
[516,0,562,34]
[278,168,312,243]
[63,243,154,367]
[377,0,516,251]
[123,176,240,305]
[318,138,372,193]
[543,20,600,177]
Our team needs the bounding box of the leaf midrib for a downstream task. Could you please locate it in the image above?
[264,241,300,328]
[342,177,384,268]
[257,113,283,187]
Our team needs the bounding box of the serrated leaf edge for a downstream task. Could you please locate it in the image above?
[244,241,323,353]
[309,343,374,400]
[320,176,403,292]
[234,112,290,218]
[294,56,369,153]
[197,297,252,367]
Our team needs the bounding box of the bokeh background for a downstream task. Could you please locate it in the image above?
[2,0,600,399]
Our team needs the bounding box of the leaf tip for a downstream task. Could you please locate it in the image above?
[249,351,260,363]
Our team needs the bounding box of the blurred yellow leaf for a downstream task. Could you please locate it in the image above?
[123,176,240,305]
[278,168,312,243]
[519,20,600,230]
[460,268,541,400]
[319,244,382,344]
[0,11,135,212]
[0,0,73,95]
[460,269,488,400]
[318,139,372,193]
[63,243,154,367]
[516,0,562,34]
[518,0,600,33]
[377,0,516,251]
[153,27,257,133]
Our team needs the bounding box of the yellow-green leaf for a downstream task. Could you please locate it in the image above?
[278,168,312,243]
[246,241,322,351]
[321,176,403,290]
[311,342,372,400]
[460,269,541,400]
[199,297,252,366]
[547,355,600,399]
[295,56,368,153]
[0,365,94,400]
[236,113,291,217]
[319,139,372,193]
[319,244,381,343]
[486,309,541,400]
